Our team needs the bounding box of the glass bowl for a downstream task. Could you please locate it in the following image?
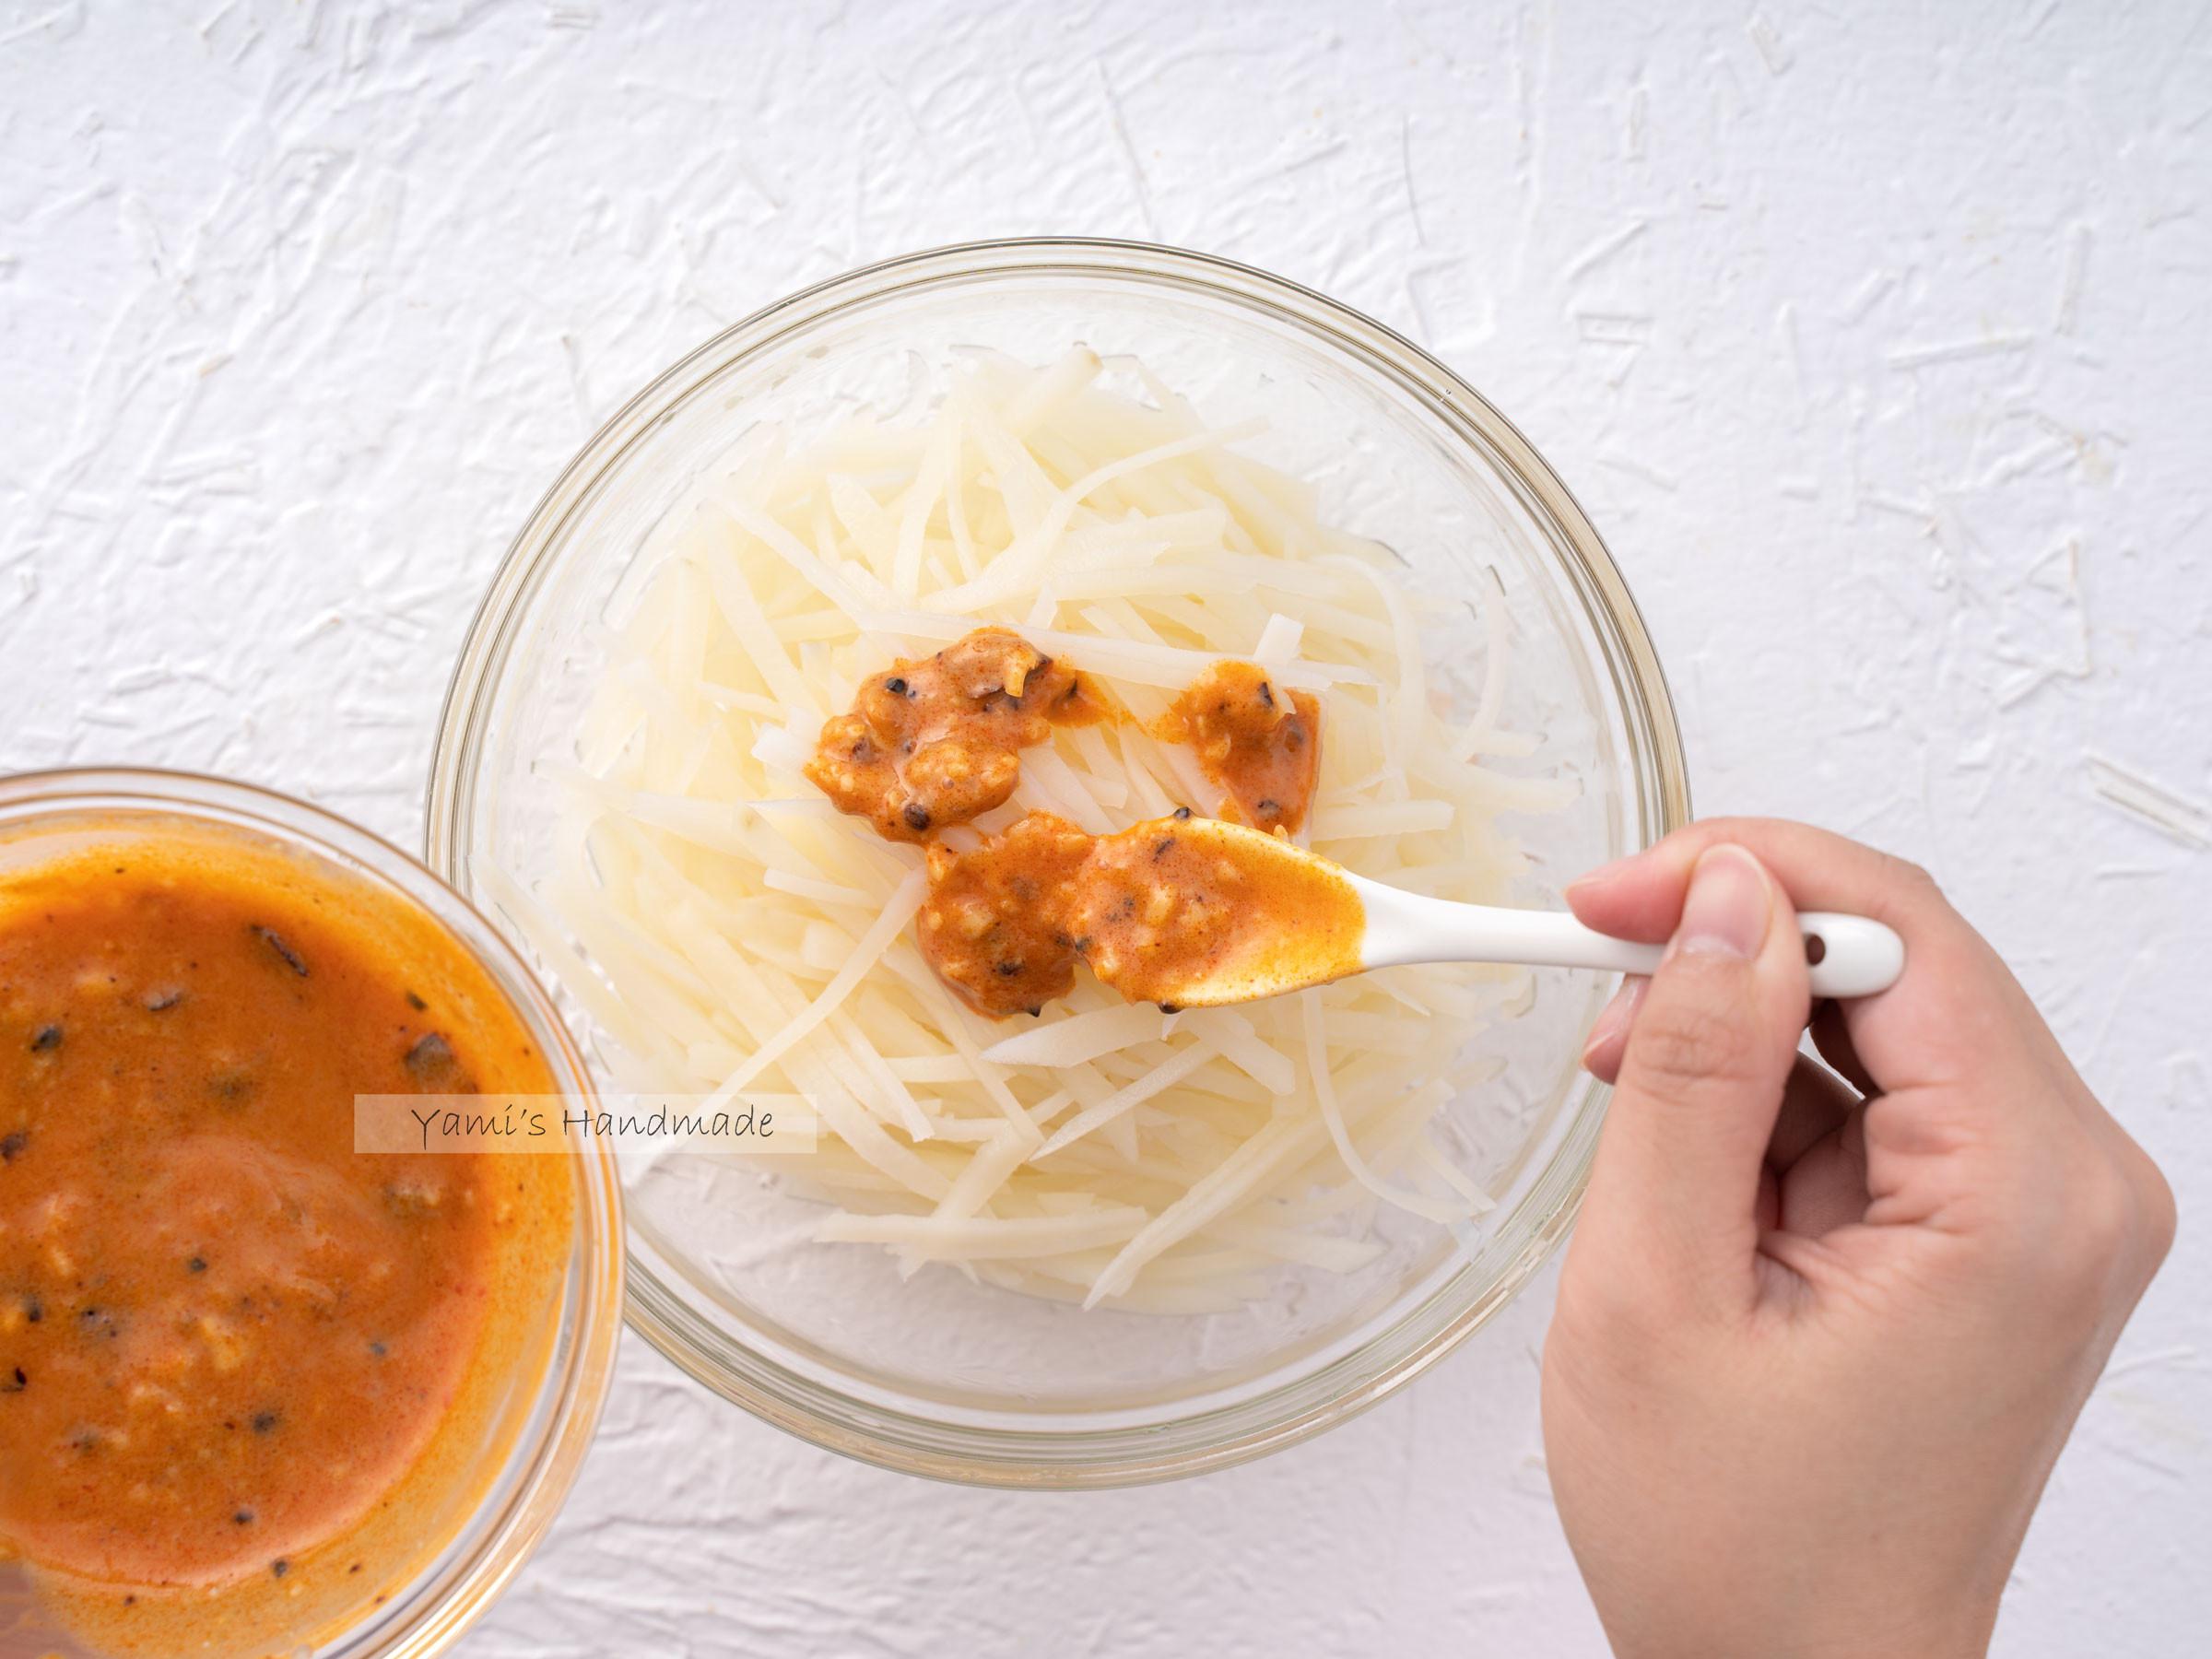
[0,769,624,1656]
[426,239,1688,1486]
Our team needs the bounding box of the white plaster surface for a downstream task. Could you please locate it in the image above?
[4,2,2208,1653]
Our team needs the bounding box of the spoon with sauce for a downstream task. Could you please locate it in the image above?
[1068,816,1905,1010]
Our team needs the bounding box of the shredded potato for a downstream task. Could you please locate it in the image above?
[511,348,1571,1312]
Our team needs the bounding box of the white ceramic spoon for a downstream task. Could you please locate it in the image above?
[1124,818,1905,1007]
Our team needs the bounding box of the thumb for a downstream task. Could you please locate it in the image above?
[1578,844,1810,1302]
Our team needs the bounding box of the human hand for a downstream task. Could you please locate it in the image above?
[1540,820,2174,1659]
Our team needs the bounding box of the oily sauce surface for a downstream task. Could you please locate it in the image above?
[806,627,1106,842]
[1156,661,1322,833]
[811,629,1339,1017]
[918,814,1094,1018]
[919,813,1365,1017]
[0,832,559,1606]
[1065,818,1363,1008]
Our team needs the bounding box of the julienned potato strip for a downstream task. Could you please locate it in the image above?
[506,347,1574,1312]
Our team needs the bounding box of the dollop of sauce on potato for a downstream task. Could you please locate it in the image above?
[919,814,1094,1018]
[1155,660,1322,832]
[806,626,1106,842]
[0,825,570,1654]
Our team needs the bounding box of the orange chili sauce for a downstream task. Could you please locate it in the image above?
[812,629,1336,1018]
[1154,661,1321,833]
[0,821,571,1656]
[918,814,1093,1018]
[1064,818,1364,1009]
[918,813,1365,1018]
[806,626,1107,843]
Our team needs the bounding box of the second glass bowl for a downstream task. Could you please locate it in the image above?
[0,769,624,1655]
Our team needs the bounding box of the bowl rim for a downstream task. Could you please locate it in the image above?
[0,764,627,1653]
[425,235,1690,1487]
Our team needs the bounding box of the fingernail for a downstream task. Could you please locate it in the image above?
[1672,845,1771,961]
[1581,977,1645,1065]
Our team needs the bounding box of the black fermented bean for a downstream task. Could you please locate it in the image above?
[251,926,309,976]
[404,1032,457,1080]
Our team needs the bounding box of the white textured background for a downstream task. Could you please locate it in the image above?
[5,2,2208,1653]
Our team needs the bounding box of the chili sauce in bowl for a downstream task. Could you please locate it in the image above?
[0,774,618,1659]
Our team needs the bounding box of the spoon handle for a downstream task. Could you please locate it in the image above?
[1351,881,1905,999]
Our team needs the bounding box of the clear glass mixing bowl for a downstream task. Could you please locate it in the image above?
[0,769,625,1655]
[426,239,1688,1486]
